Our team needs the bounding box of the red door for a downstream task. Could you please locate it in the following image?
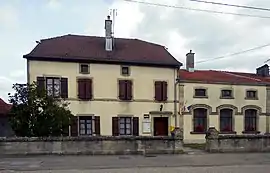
[154,117,168,136]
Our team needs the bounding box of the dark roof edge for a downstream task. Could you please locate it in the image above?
[23,55,182,69]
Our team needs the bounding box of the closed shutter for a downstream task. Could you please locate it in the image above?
[37,77,45,96]
[70,116,78,137]
[118,80,126,100]
[126,80,133,100]
[60,78,68,98]
[78,79,85,99]
[94,116,100,135]
[154,81,162,101]
[85,79,92,100]
[112,117,119,136]
[133,117,139,136]
[162,81,168,101]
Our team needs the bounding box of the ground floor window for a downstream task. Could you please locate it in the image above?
[119,117,132,135]
[244,109,257,132]
[79,116,92,135]
[112,116,139,136]
[220,109,233,132]
[193,108,207,132]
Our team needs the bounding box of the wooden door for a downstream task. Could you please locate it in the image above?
[154,117,168,136]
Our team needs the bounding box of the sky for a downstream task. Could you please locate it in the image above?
[1,0,270,102]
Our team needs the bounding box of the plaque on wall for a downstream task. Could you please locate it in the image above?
[142,119,151,133]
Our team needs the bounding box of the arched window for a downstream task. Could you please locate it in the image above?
[193,108,207,132]
[244,109,257,132]
[220,109,233,132]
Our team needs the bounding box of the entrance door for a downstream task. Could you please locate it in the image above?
[153,117,169,136]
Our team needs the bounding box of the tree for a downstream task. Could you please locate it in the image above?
[8,82,73,137]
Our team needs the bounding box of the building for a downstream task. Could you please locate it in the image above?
[180,51,270,143]
[24,16,182,137]
[0,98,14,137]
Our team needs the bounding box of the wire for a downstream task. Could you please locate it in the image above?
[190,0,270,12]
[122,0,270,19]
[196,43,270,64]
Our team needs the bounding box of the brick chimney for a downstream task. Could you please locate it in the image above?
[186,50,195,72]
[105,15,113,51]
[256,64,269,77]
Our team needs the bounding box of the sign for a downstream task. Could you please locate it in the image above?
[142,119,151,133]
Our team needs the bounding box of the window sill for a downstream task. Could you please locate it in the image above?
[193,96,208,99]
[190,131,206,134]
[78,98,93,101]
[219,131,236,134]
[118,99,133,102]
[220,97,234,99]
[245,97,258,100]
[242,131,260,134]
[79,72,90,74]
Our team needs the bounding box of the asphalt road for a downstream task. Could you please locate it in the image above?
[1,153,270,172]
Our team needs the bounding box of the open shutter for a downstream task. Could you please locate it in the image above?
[118,80,126,100]
[133,117,139,136]
[70,116,78,137]
[126,80,133,100]
[78,79,85,99]
[154,81,162,101]
[61,78,68,98]
[94,116,100,135]
[85,79,92,100]
[112,117,119,136]
[162,81,168,101]
[37,77,45,96]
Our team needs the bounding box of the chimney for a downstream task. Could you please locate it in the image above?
[105,15,113,51]
[186,50,195,72]
[256,64,269,77]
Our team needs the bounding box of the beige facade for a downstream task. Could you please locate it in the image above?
[180,82,268,143]
[28,60,179,136]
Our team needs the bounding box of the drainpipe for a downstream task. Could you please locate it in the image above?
[174,67,180,128]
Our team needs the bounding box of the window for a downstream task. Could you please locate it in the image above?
[79,116,92,135]
[244,109,257,132]
[194,89,206,97]
[118,80,132,101]
[78,78,92,100]
[121,66,130,76]
[80,64,90,74]
[36,77,68,98]
[221,89,233,98]
[112,117,139,136]
[246,90,257,99]
[220,109,233,132]
[154,81,168,101]
[193,108,207,133]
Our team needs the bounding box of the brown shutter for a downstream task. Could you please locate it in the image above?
[126,80,132,100]
[70,116,78,137]
[118,80,126,100]
[133,117,139,136]
[37,77,45,96]
[162,81,168,101]
[85,79,92,100]
[154,81,162,101]
[94,116,100,135]
[112,117,119,136]
[78,79,85,99]
[61,78,68,98]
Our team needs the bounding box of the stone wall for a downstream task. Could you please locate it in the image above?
[205,127,270,153]
[0,136,183,156]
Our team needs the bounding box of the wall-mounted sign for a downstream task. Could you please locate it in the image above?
[143,114,150,119]
[142,119,151,133]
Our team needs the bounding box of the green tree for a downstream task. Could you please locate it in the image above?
[8,83,73,137]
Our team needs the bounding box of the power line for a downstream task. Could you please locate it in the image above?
[190,0,270,12]
[122,0,270,19]
[196,43,270,64]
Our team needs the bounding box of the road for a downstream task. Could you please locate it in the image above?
[0,153,270,172]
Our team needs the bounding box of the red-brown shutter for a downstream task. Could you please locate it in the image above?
[70,116,78,137]
[78,79,85,99]
[154,81,162,101]
[94,116,100,135]
[61,78,68,98]
[162,81,168,101]
[133,117,139,136]
[118,80,126,100]
[37,77,45,96]
[112,117,119,136]
[126,80,133,100]
[85,79,92,100]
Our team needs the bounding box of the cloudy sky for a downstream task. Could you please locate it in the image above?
[1,0,270,102]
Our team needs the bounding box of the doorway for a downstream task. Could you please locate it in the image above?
[153,117,169,136]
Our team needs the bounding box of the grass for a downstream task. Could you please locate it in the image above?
[183,143,206,150]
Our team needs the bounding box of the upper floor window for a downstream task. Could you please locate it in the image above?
[246,90,257,99]
[77,78,93,100]
[36,76,68,98]
[118,80,133,101]
[79,64,90,74]
[194,88,207,97]
[121,66,130,76]
[154,81,168,101]
[221,89,233,98]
